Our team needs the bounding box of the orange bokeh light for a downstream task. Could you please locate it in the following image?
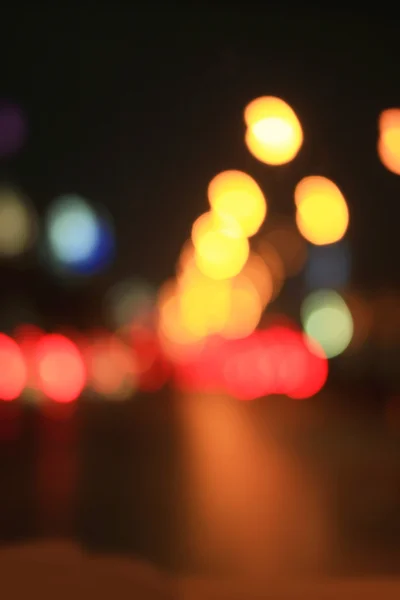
[208,170,267,238]
[244,96,303,166]
[86,334,137,399]
[378,108,400,175]
[294,176,349,245]
[35,334,86,403]
[195,229,249,280]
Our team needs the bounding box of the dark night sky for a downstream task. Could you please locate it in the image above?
[1,10,400,329]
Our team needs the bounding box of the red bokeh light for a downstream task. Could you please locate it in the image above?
[289,336,328,399]
[13,324,44,392]
[0,333,26,401]
[35,334,86,403]
[172,324,328,401]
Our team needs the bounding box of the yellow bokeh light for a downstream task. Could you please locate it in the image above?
[244,96,303,166]
[239,252,274,308]
[221,275,263,339]
[195,229,249,280]
[158,283,202,347]
[294,176,341,207]
[191,211,243,249]
[179,266,231,337]
[0,187,36,257]
[207,170,267,238]
[294,176,349,246]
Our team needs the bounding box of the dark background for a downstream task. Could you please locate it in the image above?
[1,9,400,577]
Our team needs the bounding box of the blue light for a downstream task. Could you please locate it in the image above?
[70,217,115,275]
[46,195,115,276]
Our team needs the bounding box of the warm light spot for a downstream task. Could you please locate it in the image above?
[240,252,274,308]
[295,176,349,245]
[195,229,249,280]
[301,289,353,358]
[191,211,243,249]
[36,334,86,402]
[291,335,328,399]
[86,335,137,400]
[208,170,267,237]
[244,96,303,165]
[378,131,400,175]
[0,334,26,400]
[0,187,36,257]
[294,175,341,207]
[220,276,263,339]
[221,326,328,400]
[158,283,204,348]
[378,108,400,175]
[13,325,44,399]
[379,108,400,131]
[179,268,231,337]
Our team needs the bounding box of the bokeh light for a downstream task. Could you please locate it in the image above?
[195,229,249,280]
[244,96,303,165]
[207,170,267,237]
[295,176,349,245]
[179,266,231,337]
[220,275,263,339]
[175,324,328,401]
[70,216,115,275]
[0,102,26,157]
[46,195,114,274]
[0,334,27,401]
[85,334,137,400]
[305,240,351,290]
[35,334,86,402]
[191,211,243,248]
[158,289,205,361]
[0,187,37,257]
[301,289,353,358]
[239,252,274,308]
[378,108,400,175]
[13,325,44,400]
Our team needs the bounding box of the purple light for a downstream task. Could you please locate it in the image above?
[0,102,26,157]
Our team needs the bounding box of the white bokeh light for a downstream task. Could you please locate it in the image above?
[47,195,100,265]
